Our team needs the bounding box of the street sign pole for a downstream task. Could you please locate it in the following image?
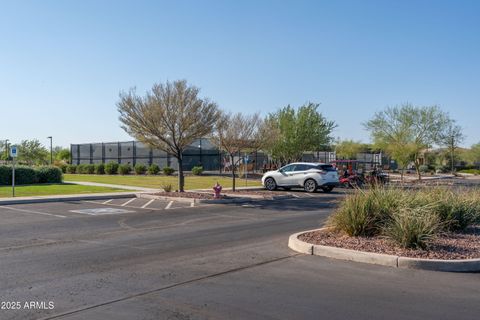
[10,146,17,197]
[12,157,15,197]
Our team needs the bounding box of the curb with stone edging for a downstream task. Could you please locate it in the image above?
[288,228,480,272]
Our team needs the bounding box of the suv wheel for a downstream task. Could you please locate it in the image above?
[322,186,334,193]
[304,179,317,193]
[264,177,277,191]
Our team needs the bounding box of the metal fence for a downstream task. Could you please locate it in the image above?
[71,139,385,172]
[71,139,271,172]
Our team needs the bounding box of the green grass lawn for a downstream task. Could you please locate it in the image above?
[64,174,262,190]
[0,183,126,198]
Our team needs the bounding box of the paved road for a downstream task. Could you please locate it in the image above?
[0,191,479,320]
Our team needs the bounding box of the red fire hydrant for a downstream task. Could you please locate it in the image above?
[213,182,222,199]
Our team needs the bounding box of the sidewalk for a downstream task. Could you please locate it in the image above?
[0,191,136,205]
[67,181,161,192]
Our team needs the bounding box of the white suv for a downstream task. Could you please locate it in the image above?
[261,162,339,193]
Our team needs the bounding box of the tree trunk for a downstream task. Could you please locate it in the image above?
[414,157,422,181]
[231,154,236,191]
[401,167,404,183]
[177,156,184,192]
[451,145,455,174]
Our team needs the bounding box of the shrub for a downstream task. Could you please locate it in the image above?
[418,165,429,173]
[0,165,11,185]
[147,164,160,175]
[0,165,62,185]
[383,206,441,249]
[66,165,77,174]
[105,162,119,175]
[87,164,95,174]
[162,183,173,192]
[37,166,63,183]
[77,164,94,174]
[95,163,105,175]
[134,163,147,175]
[58,164,68,174]
[10,166,38,185]
[118,164,131,175]
[163,166,174,176]
[191,166,203,176]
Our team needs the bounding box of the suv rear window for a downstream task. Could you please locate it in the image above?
[313,164,336,172]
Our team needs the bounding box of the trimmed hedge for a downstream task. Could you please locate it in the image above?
[37,166,63,183]
[191,166,203,175]
[118,164,131,175]
[134,164,147,175]
[163,166,175,175]
[95,163,105,175]
[105,162,119,175]
[0,165,63,185]
[148,164,160,175]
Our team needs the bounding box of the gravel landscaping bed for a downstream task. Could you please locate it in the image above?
[153,192,221,199]
[299,226,480,260]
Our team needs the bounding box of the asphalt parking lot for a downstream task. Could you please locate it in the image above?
[0,190,479,320]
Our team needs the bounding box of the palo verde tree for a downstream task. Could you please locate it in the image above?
[264,103,336,164]
[365,104,450,180]
[118,80,220,192]
[214,112,261,191]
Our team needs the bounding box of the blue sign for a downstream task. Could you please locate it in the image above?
[10,146,18,158]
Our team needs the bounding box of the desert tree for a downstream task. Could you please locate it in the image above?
[439,120,465,173]
[17,139,49,165]
[214,112,261,191]
[365,104,450,180]
[335,139,368,160]
[264,103,336,164]
[118,80,220,192]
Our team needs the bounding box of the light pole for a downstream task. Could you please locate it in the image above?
[47,136,53,165]
[4,139,9,163]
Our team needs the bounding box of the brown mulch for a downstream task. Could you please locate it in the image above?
[299,227,480,260]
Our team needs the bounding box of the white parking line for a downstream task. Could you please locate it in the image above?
[121,198,136,207]
[2,206,66,218]
[290,193,300,198]
[141,199,155,209]
[165,201,174,209]
[190,202,194,207]
[102,199,113,205]
[304,193,315,197]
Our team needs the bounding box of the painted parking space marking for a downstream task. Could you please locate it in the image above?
[141,199,155,209]
[2,206,67,218]
[69,208,135,216]
[121,198,137,207]
[102,199,113,205]
[190,202,194,207]
[165,201,174,209]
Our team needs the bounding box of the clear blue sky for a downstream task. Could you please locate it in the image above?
[1,0,479,148]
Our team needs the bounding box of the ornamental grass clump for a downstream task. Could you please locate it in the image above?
[327,186,480,250]
[327,188,405,237]
[383,206,442,249]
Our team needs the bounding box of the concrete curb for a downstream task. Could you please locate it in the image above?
[0,192,136,205]
[137,193,256,204]
[288,228,480,272]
